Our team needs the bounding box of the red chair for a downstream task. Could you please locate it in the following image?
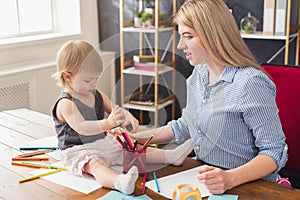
[262,63,300,188]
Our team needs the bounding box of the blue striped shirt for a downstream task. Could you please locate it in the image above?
[169,64,288,181]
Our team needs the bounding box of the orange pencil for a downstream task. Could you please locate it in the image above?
[122,132,135,149]
[17,149,53,157]
[11,161,50,169]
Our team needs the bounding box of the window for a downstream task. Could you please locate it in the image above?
[0,0,53,39]
[0,0,99,73]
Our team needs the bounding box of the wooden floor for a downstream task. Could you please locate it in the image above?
[1,109,300,200]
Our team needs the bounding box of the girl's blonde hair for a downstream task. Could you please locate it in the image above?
[53,40,103,87]
[173,0,264,72]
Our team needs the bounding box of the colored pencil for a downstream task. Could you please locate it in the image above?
[12,156,49,161]
[19,147,58,151]
[133,140,138,150]
[153,171,160,193]
[12,161,49,169]
[11,161,68,171]
[19,169,62,183]
[122,132,134,149]
[142,173,147,193]
[138,135,154,153]
[115,136,127,149]
[17,149,53,157]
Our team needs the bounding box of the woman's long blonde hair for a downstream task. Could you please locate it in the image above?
[53,40,103,87]
[173,0,264,72]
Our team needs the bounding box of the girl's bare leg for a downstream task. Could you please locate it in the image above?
[84,158,138,194]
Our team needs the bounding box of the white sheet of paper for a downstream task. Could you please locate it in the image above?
[26,135,58,147]
[26,135,61,160]
[145,166,211,199]
[30,162,101,194]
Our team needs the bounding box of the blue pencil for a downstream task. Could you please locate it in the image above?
[153,171,160,193]
[19,147,58,150]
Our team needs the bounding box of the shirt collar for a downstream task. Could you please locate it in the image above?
[195,64,238,84]
[220,66,238,83]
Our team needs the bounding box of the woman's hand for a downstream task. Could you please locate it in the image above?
[196,165,233,194]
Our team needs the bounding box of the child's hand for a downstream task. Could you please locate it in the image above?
[107,105,126,127]
[121,109,139,133]
[107,127,124,136]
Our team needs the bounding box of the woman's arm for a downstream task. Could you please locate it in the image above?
[109,124,174,144]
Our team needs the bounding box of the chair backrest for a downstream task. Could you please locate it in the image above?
[262,63,300,171]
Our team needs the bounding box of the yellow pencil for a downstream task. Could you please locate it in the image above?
[19,169,62,183]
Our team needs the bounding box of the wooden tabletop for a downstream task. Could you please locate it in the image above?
[1,109,300,200]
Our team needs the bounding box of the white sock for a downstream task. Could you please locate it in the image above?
[114,165,138,194]
[165,139,195,166]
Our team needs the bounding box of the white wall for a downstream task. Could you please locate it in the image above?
[0,0,116,115]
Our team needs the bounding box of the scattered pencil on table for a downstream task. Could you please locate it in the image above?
[19,147,58,151]
[12,156,49,161]
[19,169,62,183]
[17,149,53,157]
[153,171,160,193]
[11,161,68,171]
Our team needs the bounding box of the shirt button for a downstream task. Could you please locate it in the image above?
[196,146,200,150]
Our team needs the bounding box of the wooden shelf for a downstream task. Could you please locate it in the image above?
[120,0,177,127]
[123,100,173,112]
[122,26,173,33]
[241,31,298,40]
[122,66,173,76]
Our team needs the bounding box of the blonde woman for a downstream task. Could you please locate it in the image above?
[125,0,288,194]
[52,40,194,194]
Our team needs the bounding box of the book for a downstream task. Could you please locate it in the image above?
[129,93,154,106]
[128,100,154,106]
[134,62,166,71]
[275,0,287,36]
[133,55,161,63]
[263,0,276,35]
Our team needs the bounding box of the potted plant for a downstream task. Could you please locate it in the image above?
[159,12,166,21]
[134,11,143,27]
[141,12,152,28]
[240,12,259,34]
